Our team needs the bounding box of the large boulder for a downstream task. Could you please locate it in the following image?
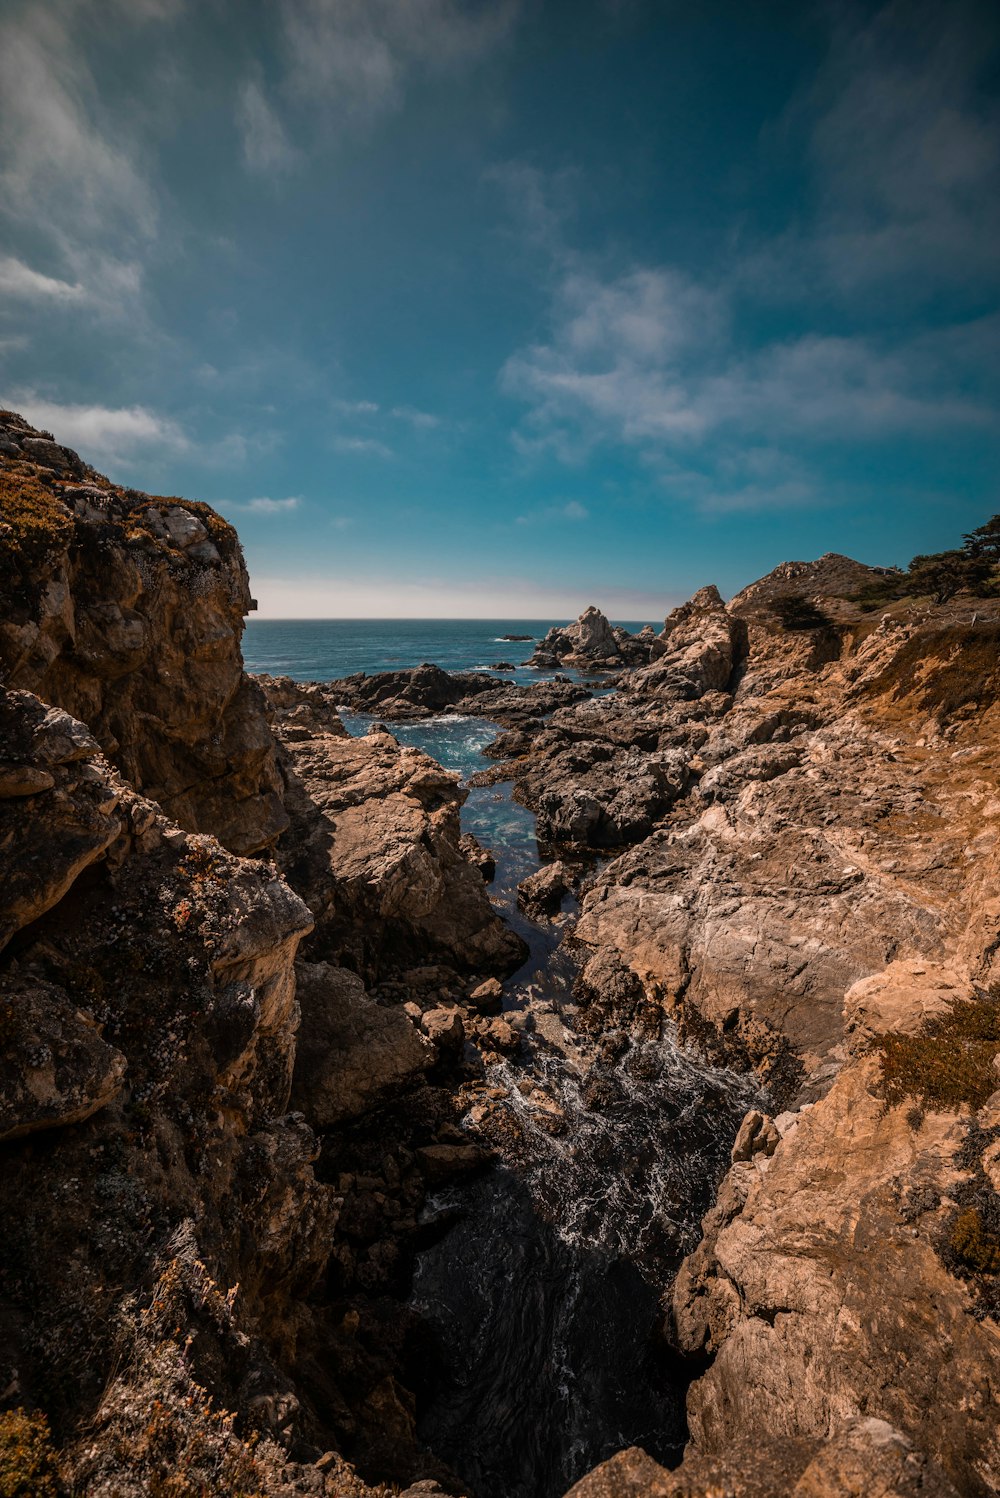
[262,688,527,980]
[291,961,434,1127]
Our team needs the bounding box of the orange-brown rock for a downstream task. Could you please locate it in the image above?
[259,674,527,980]
[0,411,286,855]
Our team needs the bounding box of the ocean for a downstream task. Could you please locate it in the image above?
[241,617,650,986]
[242,617,656,685]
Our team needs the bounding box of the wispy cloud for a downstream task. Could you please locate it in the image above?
[505,266,995,464]
[0,255,84,302]
[332,434,392,457]
[230,494,303,514]
[276,0,520,123]
[238,79,297,173]
[804,0,1000,300]
[334,397,380,415]
[496,2,1000,515]
[0,6,157,242]
[1,395,186,466]
[390,404,440,428]
[515,499,590,525]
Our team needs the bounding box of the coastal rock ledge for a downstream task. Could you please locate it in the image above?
[2,409,1000,1498]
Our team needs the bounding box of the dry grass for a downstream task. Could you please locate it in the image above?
[874,991,1000,1114]
[0,1409,63,1498]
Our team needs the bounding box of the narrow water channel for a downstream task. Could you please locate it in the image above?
[340,708,759,1498]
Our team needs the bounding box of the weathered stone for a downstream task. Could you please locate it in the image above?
[0,414,287,855]
[517,861,570,918]
[0,977,126,1140]
[263,690,526,981]
[421,1006,465,1054]
[291,961,434,1126]
[467,977,503,1013]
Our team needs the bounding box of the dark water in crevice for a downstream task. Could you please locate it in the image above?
[337,706,759,1498]
[409,1028,758,1498]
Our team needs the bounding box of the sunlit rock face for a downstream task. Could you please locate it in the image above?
[0,410,286,855]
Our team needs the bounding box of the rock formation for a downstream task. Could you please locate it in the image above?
[0,416,528,1496]
[4,407,1000,1498]
[0,410,285,855]
[479,557,1000,1497]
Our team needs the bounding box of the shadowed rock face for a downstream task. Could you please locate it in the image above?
[0,683,337,1486]
[0,411,286,855]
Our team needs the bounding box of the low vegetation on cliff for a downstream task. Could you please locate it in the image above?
[852,514,1000,609]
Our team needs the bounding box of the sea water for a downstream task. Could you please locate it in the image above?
[243,616,656,687]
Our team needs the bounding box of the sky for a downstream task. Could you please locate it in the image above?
[1,0,998,618]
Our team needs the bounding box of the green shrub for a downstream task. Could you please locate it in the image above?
[769,594,837,632]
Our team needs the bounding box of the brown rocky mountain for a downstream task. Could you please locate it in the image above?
[2,409,999,1497]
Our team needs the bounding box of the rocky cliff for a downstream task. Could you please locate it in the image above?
[0,410,285,855]
[4,407,1000,1498]
[0,417,527,1496]
[481,563,1000,1497]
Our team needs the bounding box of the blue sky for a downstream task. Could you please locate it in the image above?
[1,0,998,617]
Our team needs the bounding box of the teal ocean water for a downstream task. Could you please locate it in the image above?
[242,616,656,686]
[243,618,651,985]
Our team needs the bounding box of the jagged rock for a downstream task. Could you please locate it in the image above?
[517,861,570,918]
[564,1422,960,1496]
[624,589,745,701]
[467,977,503,1013]
[265,698,526,981]
[672,1047,1000,1495]
[843,960,972,1052]
[0,689,122,952]
[563,605,619,659]
[459,832,496,882]
[526,605,621,669]
[325,663,501,719]
[729,551,898,622]
[729,1109,780,1163]
[421,1006,465,1054]
[457,676,591,728]
[0,976,126,1141]
[562,1446,675,1497]
[291,961,434,1126]
[0,412,286,855]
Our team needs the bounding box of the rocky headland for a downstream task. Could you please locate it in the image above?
[2,407,1000,1498]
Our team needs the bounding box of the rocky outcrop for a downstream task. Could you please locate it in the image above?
[474,569,1000,1497]
[728,550,899,622]
[0,411,286,854]
[0,414,511,1497]
[316,663,592,728]
[0,974,127,1142]
[564,1422,959,1497]
[326,663,506,719]
[259,675,526,980]
[291,960,435,1126]
[0,683,342,1480]
[527,605,621,668]
[671,1003,1000,1495]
